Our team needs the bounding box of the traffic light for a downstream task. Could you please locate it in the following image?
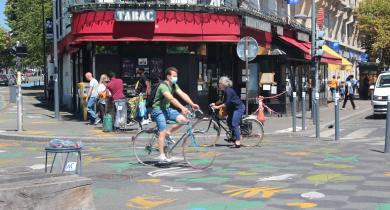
[16,44,28,57]
[314,30,325,56]
[10,41,28,57]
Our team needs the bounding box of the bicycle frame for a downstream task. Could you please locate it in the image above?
[148,120,196,155]
[206,109,231,136]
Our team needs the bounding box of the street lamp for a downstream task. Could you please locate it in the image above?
[293,0,322,139]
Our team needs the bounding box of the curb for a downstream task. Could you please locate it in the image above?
[0,132,137,143]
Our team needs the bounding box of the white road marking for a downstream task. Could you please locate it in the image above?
[343,128,377,140]
[301,191,325,199]
[257,174,297,182]
[148,167,201,177]
[29,164,50,170]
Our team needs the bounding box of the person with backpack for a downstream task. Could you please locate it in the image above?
[135,68,152,125]
[151,67,200,162]
[341,75,357,110]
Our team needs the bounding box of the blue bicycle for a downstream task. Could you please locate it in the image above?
[132,109,218,169]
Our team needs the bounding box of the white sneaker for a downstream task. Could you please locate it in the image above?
[141,119,149,125]
[156,155,172,163]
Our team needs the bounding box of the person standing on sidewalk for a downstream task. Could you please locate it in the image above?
[106,72,126,129]
[341,75,357,110]
[85,72,99,124]
[135,68,152,125]
[95,74,110,125]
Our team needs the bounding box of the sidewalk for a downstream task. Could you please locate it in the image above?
[0,87,372,142]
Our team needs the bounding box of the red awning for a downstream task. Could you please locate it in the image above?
[278,35,342,65]
[71,11,241,43]
[241,27,272,48]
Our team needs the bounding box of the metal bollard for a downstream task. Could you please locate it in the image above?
[315,92,320,139]
[302,92,306,130]
[385,95,390,153]
[292,92,297,132]
[335,93,340,141]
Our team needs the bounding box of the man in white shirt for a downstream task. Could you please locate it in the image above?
[85,72,99,124]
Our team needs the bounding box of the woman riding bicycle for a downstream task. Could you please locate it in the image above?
[211,76,245,148]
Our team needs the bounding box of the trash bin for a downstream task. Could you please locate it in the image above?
[9,85,17,103]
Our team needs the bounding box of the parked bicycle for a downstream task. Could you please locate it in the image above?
[132,108,217,169]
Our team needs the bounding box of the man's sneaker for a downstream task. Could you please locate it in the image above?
[156,155,172,163]
[94,118,101,125]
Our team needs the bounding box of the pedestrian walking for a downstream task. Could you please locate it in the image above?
[95,74,110,125]
[47,76,54,103]
[341,75,357,110]
[329,75,337,101]
[85,72,99,124]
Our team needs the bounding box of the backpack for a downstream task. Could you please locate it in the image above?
[146,81,176,108]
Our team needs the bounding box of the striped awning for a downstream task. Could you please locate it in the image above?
[322,45,353,71]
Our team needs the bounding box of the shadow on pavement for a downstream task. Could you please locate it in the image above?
[365,114,386,120]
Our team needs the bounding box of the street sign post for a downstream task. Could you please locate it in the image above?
[236,36,258,115]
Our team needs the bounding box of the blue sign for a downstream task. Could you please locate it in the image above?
[360,53,369,62]
[288,0,300,4]
[329,42,340,52]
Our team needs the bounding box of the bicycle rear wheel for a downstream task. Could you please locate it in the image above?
[240,118,264,147]
[132,129,160,166]
[182,123,218,169]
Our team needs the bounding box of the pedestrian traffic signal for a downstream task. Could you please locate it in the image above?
[314,30,325,56]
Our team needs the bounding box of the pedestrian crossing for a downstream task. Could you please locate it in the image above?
[309,127,384,141]
[343,128,377,139]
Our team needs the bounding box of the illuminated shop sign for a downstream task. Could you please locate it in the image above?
[115,9,156,22]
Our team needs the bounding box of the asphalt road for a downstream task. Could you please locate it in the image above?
[0,108,389,210]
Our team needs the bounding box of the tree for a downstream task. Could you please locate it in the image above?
[356,0,390,65]
[0,27,14,71]
[5,0,52,68]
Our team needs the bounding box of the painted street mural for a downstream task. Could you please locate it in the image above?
[0,133,390,210]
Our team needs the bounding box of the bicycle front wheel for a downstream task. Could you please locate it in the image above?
[240,118,264,147]
[132,129,160,166]
[182,125,218,169]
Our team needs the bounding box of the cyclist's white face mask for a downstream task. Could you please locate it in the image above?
[171,76,178,84]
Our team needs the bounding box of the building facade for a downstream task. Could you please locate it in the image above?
[54,0,354,116]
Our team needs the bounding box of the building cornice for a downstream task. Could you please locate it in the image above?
[69,2,311,34]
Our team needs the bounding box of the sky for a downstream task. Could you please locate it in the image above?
[0,0,9,30]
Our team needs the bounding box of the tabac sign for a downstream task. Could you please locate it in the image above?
[115,9,156,22]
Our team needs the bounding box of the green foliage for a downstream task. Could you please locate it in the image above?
[5,0,52,67]
[356,0,390,64]
[0,27,14,70]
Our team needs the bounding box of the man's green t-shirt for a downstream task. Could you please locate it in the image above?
[152,81,181,110]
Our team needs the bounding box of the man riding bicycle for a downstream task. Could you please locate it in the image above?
[151,67,200,162]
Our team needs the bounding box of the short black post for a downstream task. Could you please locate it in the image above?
[292,92,297,132]
[302,92,306,130]
[385,95,390,153]
[335,93,340,141]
